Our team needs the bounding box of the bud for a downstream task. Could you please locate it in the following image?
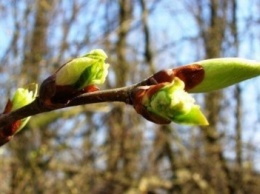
[3,83,38,134]
[132,78,208,125]
[12,85,37,111]
[144,64,205,91]
[187,58,260,93]
[56,49,109,89]
[144,58,260,93]
[39,49,109,107]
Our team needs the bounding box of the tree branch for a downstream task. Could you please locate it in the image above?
[0,85,135,126]
[2,56,257,146]
[0,62,207,146]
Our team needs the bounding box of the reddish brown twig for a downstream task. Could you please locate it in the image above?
[0,64,204,146]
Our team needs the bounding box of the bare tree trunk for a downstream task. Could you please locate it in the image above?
[195,1,235,193]
[139,0,155,73]
[102,1,134,193]
[10,1,54,194]
[231,0,244,193]
[21,0,53,84]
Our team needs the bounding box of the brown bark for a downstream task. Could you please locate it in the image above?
[194,1,235,193]
[21,0,53,83]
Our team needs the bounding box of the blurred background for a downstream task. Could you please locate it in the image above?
[1,0,260,193]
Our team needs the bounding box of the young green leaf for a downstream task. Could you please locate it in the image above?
[56,49,109,89]
[132,78,208,125]
[146,78,208,125]
[11,83,38,133]
[189,58,260,93]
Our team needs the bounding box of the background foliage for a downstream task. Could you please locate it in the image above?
[1,0,260,193]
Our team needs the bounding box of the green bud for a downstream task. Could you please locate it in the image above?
[145,78,208,125]
[12,85,37,111]
[56,49,109,89]
[189,58,260,93]
[11,83,38,132]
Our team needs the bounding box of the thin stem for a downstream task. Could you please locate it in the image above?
[0,85,134,132]
[68,85,134,107]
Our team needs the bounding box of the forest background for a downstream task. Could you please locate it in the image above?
[0,0,260,193]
